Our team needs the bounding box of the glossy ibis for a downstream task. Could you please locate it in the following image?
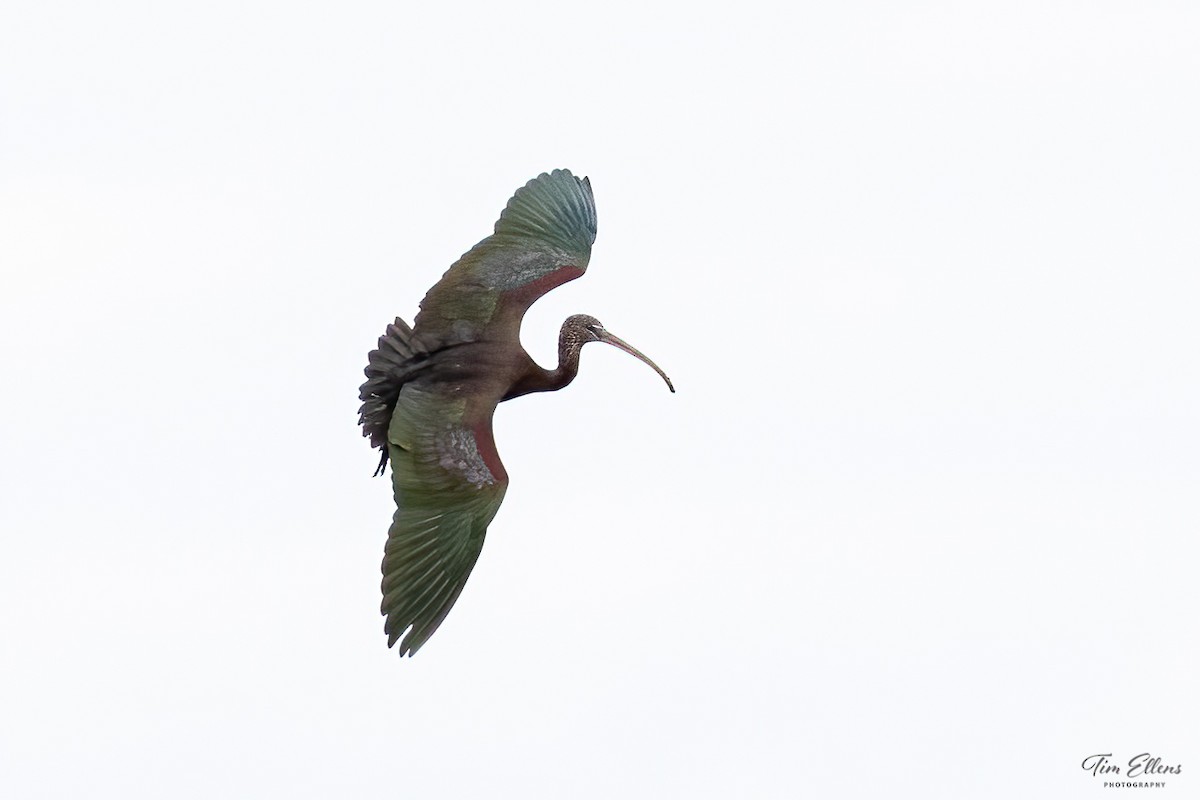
[358,169,674,656]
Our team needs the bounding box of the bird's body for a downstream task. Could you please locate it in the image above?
[358,170,673,656]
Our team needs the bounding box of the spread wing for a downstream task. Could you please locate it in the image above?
[381,383,508,656]
[413,168,597,344]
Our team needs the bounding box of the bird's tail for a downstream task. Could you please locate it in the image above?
[358,317,429,474]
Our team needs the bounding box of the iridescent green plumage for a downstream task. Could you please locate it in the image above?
[413,169,596,342]
[381,387,505,655]
[359,169,672,657]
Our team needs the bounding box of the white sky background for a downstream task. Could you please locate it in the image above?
[2,1,1198,797]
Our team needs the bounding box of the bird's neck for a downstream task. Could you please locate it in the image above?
[502,333,582,400]
[547,337,583,390]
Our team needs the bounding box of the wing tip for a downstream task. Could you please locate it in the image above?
[494,168,597,254]
[383,621,426,657]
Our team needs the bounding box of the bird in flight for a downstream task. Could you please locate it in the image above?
[358,169,674,656]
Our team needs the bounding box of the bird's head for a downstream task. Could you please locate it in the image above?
[562,314,675,392]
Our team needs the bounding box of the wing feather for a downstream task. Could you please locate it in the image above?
[380,385,507,656]
[413,169,596,340]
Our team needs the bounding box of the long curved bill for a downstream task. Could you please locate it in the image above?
[598,330,675,393]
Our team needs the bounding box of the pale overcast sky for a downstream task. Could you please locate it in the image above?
[2,2,1197,798]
